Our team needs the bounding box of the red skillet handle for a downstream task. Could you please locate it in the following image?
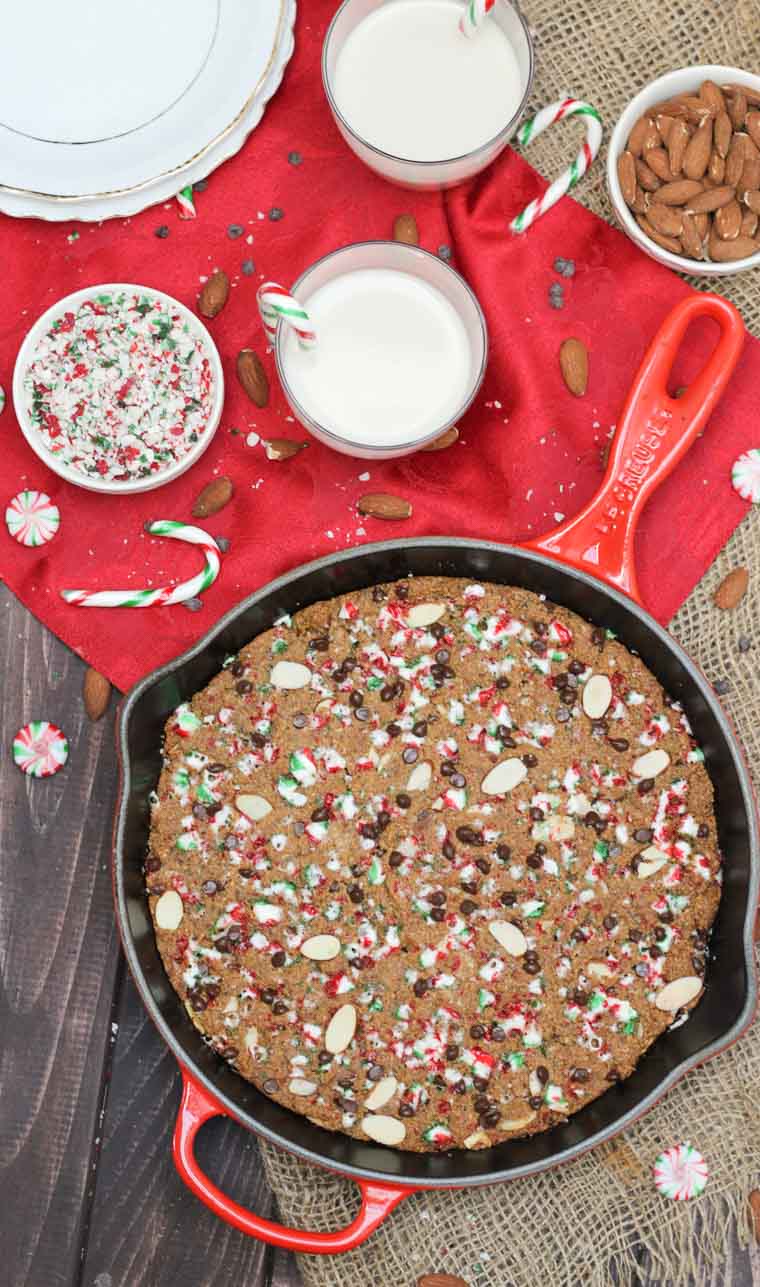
[524,293,745,606]
[173,1067,412,1252]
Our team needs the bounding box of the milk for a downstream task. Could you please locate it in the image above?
[333,0,523,162]
[280,268,473,448]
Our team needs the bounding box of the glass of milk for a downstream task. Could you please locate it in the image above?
[323,0,534,188]
[275,241,487,459]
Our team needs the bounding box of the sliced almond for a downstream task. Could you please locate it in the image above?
[654,975,703,1012]
[235,793,272,821]
[265,438,308,461]
[481,758,528,795]
[288,1078,317,1097]
[270,660,311,689]
[587,960,616,980]
[365,1076,398,1112]
[582,674,612,720]
[463,1129,493,1149]
[155,889,184,930]
[300,933,341,962]
[500,1109,537,1131]
[636,846,670,878]
[244,1026,259,1054]
[325,1003,357,1054]
[489,920,528,956]
[407,761,432,791]
[632,748,670,778]
[361,1114,406,1146]
[406,603,445,628]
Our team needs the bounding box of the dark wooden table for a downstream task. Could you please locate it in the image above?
[1,582,755,1287]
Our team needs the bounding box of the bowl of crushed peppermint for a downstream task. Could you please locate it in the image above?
[13,284,224,494]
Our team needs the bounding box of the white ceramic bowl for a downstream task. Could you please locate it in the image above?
[607,64,760,277]
[13,283,224,494]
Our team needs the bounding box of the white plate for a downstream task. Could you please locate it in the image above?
[0,0,296,221]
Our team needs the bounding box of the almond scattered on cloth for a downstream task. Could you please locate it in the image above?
[237,349,269,407]
[619,79,760,262]
[421,425,459,451]
[82,667,111,721]
[197,269,230,318]
[357,492,413,520]
[559,337,589,396]
[192,476,234,517]
[713,566,749,609]
[393,213,419,245]
[264,438,308,461]
[748,1189,760,1239]
[416,1275,471,1287]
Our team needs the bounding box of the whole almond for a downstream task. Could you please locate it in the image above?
[198,270,229,319]
[715,199,742,240]
[617,151,637,205]
[667,118,690,173]
[713,567,749,610]
[684,116,713,179]
[745,190,760,215]
[237,349,269,407]
[728,87,748,129]
[632,185,649,214]
[393,213,419,245]
[416,1277,470,1287]
[652,178,704,205]
[357,492,412,520]
[741,208,759,238]
[192,476,234,518]
[726,135,746,186]
[680,212,705,259]
[635,156,661,191]
[708,231,759,262]
[264,438,308,461]
[700,80,725,114]
[743,131,760,162]
[559,337,589,397]
[646,203,683,237]
[628,115,656,156]
[644,147,676,182]
[421,425,459,451]
[747,111,760,150]
[687,184,735,213]
[636,215,682,254]
[708,149,726,183]
[694,210,710,238]
[714,110,732,158]
[739,158,760,197]
[749,1190,760,1240]
[725,83,760,108]
[83,667,111,721]
[656,114,676,143]
[677,94,715,120]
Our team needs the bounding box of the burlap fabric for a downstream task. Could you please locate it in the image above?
[260,3,760,1282]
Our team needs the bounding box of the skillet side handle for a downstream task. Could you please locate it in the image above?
[173,1067,412,1252]
[524,293,745,605]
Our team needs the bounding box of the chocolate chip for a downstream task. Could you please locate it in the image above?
[568,659,585,675]
[413,978,429,997]
[310,635,330,651]
[523,753,538,768]
[396,583,409,600]
[235,679,253,695]
[269,207,284,221]
[271,950,286,968]
[445,1043,460,1061]
[249,732,267,748]
[634,962,648,977]
[490,1025,506,1042]
[738,636,752,654]
[482,1107,501,1127]
[569,1066,590,1082]
[261,988,276,1005]
[263,1078,279,1094]
[402,747,419,764]
[207,762,227,775]
[442,839,456,859]
[461,881,479,894]
[355,707,370,721]
[697,822,709,839]
[386,722,401,737]
[430,907,445,922]
[497,844,512,862]
[430,890,446,905]
[242,259,255,276]
[451,773,466,788]
[288,150,303,165]
[348,885,364,903]
[412,720,428,736]
[633,827,653,843]
[292,712,308,729]
[557,707,571,723]
[470,1024,485,1039]
[499,891,517,906]
[154,225,170,239]
[145,855,161,873]
[495,676,510,690]
[603,914,618,931]
[591,627,606,648]
[608,737,629,751]
[396,792,411,808]
[523,959,541,975]
[438,244,452,260]
[535,1065,549,1085]
[605,1068,621,1083]
[571,988,589,1006]
[529,806,544,821]
[460,899,478,915]
[529,1094,544,1109]
[637,778,655,796]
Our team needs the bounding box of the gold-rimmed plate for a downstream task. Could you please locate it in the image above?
[0,0,296,221]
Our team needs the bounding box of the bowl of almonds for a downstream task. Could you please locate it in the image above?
[607,65,760,275]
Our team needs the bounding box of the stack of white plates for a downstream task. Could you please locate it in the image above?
[0,0,296,221]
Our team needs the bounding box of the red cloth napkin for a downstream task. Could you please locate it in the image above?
[0,4,755,693]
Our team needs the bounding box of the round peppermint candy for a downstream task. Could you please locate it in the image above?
[13,721,69,777]
[653,1142,708,1201]
[6,490,60,547]
[731,450,760,504]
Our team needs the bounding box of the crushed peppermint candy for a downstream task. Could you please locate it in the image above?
[23,290,215,482]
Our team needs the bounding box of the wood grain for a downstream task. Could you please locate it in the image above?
[0,584,120,1286]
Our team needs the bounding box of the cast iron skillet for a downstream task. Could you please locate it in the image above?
[115,293,758,1252]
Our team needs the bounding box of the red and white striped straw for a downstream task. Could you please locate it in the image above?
[257,281,317,349]
[459,0,497,37]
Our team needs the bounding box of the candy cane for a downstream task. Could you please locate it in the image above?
[257,281,317,349]
[60,521,222,608]
[510,98,603,234]
[176,185,197,219]
[459,0,497,36]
